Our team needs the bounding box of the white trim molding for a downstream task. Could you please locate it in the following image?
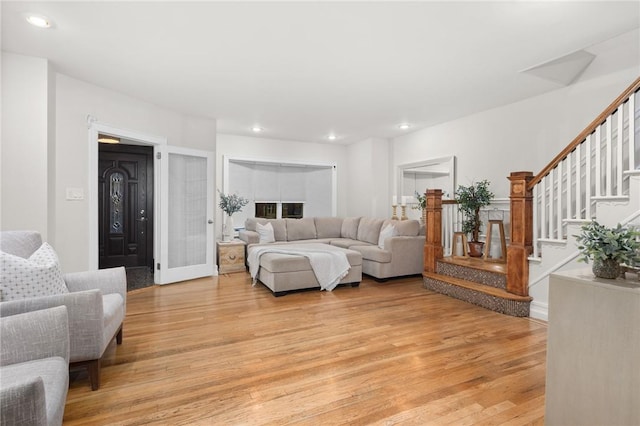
[87,119,167,271]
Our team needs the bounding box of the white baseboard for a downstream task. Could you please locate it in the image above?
[530,300,548,321]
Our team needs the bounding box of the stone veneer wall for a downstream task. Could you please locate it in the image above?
[423,277,530,317]
[436,262,506,289]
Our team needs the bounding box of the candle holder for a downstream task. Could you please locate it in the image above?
[400,205,408,221]
[391,204,399,220]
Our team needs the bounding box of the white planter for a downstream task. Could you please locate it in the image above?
[223,214,234,241]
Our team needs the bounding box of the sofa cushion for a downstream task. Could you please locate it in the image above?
[350,245,392,263]
[357,218,385,245]
[244,218,287,241]
[330,239,368,249]
[341,217,361,240]
[395,220,420,236]
[381,219,420,237]
[286,218,316,241]
[268,219,287,241]
[0,231,43,259]
[257,222,276,243]
[245,217,264,232]
[258,247,362,273]
[378,224,397,249]
[0,243,69,301]
[315,217,344,239]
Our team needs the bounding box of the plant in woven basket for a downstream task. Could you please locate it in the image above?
[575,221,640,279]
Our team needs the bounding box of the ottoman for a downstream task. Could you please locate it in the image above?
[250,244,363,296]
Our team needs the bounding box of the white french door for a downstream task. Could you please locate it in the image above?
[156,146,215,284]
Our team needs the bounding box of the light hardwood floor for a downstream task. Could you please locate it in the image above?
[64,273,547,425]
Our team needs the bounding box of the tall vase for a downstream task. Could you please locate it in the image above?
[223,214,234,241]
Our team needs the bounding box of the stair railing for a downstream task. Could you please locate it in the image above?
[508,76,640,296]
[441,198,510,257]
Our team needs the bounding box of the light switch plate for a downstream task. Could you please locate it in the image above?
[66,187,84,200]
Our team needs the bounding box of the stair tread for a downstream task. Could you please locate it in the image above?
[423,271,532,302]
[439,256,506,275]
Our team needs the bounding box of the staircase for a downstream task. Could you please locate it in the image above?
[424,257,531,317]
[422,77,640,319]
[528,172,640,319]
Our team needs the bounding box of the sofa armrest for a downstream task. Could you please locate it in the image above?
[0,290,104,361]
[0,377,47,426]
[239,230,259,245]
[386,236,426,275]
[0,306,69,366]
[64,266,126,313]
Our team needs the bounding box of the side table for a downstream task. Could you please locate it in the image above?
[217,240,246,274]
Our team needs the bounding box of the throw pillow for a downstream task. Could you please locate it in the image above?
[0,243,69,301]
[257,222,275,244]
[378,224,396,249]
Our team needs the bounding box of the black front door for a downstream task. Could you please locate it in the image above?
[99,144,154,269]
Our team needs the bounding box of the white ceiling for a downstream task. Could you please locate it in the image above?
[2,1,639,145]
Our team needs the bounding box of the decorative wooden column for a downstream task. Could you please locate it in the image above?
[423,189,443,273]
[506,172,534,296]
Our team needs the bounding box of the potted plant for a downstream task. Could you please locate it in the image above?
[412,191,427,224]
[575,221,640,279]
[455,180,494,257]
[218,190,249,241]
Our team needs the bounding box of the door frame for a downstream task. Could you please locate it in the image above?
[87,116,166,275]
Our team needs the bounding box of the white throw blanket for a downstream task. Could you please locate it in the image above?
[247,244,351,291]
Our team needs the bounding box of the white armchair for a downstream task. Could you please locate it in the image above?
[0,306,70,426]
[0,231,126,390]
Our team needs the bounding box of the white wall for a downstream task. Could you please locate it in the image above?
[1,53,51,237]
[54,74,216,271]
[346,137,391,218]
[392,68,639,200]
[1,56,217,272]
[217,133,347,236]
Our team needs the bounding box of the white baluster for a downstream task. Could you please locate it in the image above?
[557,162,563,239]
[540,174,550,238]
[595,126,601,198]
[629,94,636,170]
[606,115,613,196]
[533,184,539,258]
[617,107,623,194]
[576,143,582,219]
[585,133,592,219]
[566,154,572,220]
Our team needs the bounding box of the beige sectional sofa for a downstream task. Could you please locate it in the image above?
[239,216,425,280]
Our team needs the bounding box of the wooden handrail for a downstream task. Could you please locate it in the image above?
[442,200,459,205]
[528,76,640,189]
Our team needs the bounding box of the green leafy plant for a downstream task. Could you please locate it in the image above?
[411,191,426,211]
[575,221,640,265]
[218,190,248,215]
[455,180,494,242]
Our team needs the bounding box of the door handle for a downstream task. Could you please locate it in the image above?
[208,219,214,224]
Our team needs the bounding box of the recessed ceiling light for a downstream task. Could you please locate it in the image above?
[327,134,337,141]
[26,14,51,28]
[252,126,263,133]
[398,123,411,130]
[98,134,120,144]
